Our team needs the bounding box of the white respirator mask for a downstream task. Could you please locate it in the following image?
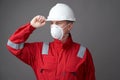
[50,24,64,40]
[50,23,70,40]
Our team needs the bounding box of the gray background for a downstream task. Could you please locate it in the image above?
[0,0,120,80]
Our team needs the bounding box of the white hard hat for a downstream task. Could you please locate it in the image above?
[47,3,76,21]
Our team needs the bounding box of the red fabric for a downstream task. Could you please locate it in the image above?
[7,23,95,80]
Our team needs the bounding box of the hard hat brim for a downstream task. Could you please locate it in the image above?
[46,18,76,21]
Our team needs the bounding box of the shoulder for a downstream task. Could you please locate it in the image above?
[24,42,43,48]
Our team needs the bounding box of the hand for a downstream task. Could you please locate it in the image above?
[30,15,46,28]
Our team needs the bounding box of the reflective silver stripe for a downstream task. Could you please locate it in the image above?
[7,40,24,49]
[77,45,86,58]
[42,42,49,54]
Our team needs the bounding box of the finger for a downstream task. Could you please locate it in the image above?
[39,16,46,23]
[37,15,41,21]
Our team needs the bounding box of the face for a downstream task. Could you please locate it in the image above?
[50,20,73,35]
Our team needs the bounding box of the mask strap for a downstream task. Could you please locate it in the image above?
[63,23,71,29]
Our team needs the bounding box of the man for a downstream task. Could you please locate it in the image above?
[7,3,95,80]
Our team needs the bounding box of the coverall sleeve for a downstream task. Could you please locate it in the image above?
[6,23,43,65]
[85,48,96,80]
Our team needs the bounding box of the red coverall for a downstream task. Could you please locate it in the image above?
[7,23,95,80]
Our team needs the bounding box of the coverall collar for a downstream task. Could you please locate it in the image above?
[53,33,73,49]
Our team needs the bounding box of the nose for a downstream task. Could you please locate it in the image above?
[51,21,57,25]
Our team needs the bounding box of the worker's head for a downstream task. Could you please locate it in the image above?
[47,3,76,40]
